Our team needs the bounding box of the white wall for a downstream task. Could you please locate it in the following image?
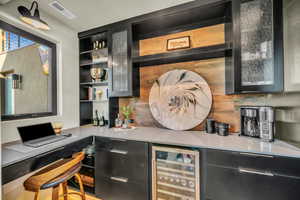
[0,0,79,143]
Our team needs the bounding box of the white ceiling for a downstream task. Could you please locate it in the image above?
[37,0,194,32]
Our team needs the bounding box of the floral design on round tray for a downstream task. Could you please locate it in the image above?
[149,69,212,130]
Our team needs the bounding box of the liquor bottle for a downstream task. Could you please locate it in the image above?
[88,87,93,100]
[99,112,105,126]
[115,113,122,128]
[93,110,99,126]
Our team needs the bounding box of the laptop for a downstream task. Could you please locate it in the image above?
[17,123,67,148]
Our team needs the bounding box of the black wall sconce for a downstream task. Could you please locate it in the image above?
[18,1,50,30]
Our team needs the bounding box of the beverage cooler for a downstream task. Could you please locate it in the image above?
[152,146,200,200]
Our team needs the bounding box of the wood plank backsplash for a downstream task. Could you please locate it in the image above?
[119,25,300,135]
[139,24,225,56]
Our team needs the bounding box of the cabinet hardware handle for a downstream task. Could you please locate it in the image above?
[110,138,127,142]
[36,146,65,158]
[238,167,274,177]
[109,149,128,155]
[239,152,274,159]
[110,176,128,183]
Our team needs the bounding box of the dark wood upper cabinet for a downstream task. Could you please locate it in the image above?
[108,25,139,97]
[226,0,284,94]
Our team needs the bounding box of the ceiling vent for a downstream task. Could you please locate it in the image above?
[0,0,12,5]
[49,1,76,19]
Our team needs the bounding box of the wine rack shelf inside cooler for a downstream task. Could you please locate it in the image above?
[152,146,200,200]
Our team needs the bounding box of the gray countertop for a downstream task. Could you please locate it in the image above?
[2,126,300,168]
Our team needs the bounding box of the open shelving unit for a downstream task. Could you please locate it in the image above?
[133,44,232,67]
[131,0,233,68]
[79,31,118,126]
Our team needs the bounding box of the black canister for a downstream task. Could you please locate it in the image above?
[218,123,229,136]
[214,122,220,134]
[205,118,216,134]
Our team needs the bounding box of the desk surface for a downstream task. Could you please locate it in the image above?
[2,126,300,168]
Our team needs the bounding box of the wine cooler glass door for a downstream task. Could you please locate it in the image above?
[152,146,200,200]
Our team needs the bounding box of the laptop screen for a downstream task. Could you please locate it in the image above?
[17,123,56,142]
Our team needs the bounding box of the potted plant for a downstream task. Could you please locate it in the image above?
[121,106,132,128]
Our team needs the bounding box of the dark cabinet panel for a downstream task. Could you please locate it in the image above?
[226,0,283,94]
[206,149,300,177]
[95,151,147,182]
[95,138,148,182]
[95,137,149,200]
[2,137,93,184]
[205,165,241,200]
[206,164,300,200]
[96,175,148,200]
[204,149,300,200]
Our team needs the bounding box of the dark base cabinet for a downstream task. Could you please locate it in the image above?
[95,137,149,200]
[96,176,148,200]
[2,136,93,184]
[204,150,300,200]
[206,165,300,200]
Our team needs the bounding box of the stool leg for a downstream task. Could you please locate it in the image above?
[52,185,60,200]
[34,190,40,200]
[74,173,86,200]
[62,182,68,200]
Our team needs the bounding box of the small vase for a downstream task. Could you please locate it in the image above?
[122,118,130,129]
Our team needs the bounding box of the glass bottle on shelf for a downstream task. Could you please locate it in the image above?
[115,113,123,128]
[93,110,99,126]
[99,112,105,127]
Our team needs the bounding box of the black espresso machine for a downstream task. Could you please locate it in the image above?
[240,106,275,142]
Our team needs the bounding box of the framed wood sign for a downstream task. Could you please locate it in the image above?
[167,36,190,51]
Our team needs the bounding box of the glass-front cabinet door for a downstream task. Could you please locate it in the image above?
[284,0,300,92]
[152,146,200,200]
[108,25,133,97]
[238,0,283,93]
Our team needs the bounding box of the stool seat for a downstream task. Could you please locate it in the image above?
[24,152,86,200]
[41,163,81,190]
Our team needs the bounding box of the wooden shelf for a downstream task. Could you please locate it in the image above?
[80,59,108,67]
[80,48,108,55]
[80,81,108,86]
[132,44,231,67]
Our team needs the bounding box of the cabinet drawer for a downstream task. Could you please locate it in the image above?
[95,137,147,155]
[95,137,149,182]
[205,164,300,200]
[206,149,300,177]
[95,150,148,182]
[95,176,148,200]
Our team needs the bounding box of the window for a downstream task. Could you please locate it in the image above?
[0,20,57,121]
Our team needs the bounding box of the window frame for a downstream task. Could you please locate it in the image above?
[0,20,57,121]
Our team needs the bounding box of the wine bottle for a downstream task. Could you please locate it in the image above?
[115,113,122,128]
[99,112,105,126]
[93,110,99,126]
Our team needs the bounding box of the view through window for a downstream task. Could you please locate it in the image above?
[0,23,57,120]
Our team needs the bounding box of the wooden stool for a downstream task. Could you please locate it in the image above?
[24,152,86,200]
